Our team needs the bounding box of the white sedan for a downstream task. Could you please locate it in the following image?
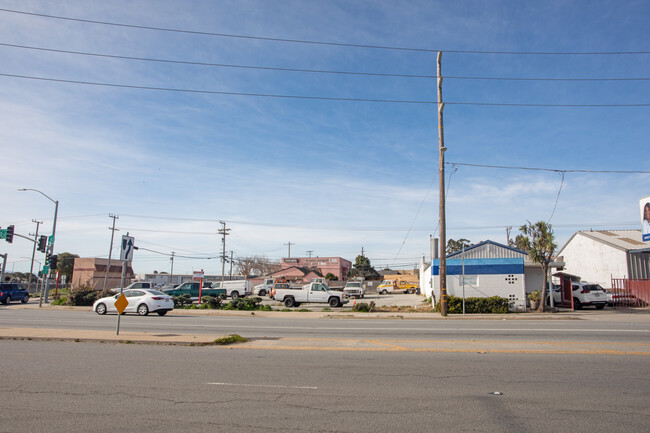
[93,289,174,316]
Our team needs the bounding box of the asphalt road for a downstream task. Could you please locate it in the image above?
[2,338,649,433]
[2,307,650,432]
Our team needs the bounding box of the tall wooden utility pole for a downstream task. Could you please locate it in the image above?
[102,214,119,291]
[219,221,230,283]
[437,51,448,317]
[285,242,294,258]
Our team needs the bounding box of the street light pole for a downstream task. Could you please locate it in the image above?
[18,188,58,306]
[28,220,42,292]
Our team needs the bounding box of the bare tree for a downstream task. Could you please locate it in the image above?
[236,256,282,276]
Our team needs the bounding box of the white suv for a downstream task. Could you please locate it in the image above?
[571,282,608,310]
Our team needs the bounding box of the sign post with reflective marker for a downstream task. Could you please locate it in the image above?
[115,293,129,335]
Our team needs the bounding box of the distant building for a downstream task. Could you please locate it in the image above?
[267,266,324,284]
[281,257,352,281]
[556,230,650,288]
[72,258,134,290]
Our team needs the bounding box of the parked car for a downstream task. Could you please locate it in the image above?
[109,281,154,293]
[0,282,30,305]
[571,282,608,310]
[93,289,174,316]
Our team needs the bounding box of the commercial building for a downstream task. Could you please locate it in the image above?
[72,258,134,290]
[281,256,352,281]
[556,230,650,288]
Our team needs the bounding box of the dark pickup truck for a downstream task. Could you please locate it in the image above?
[0,282,30,304]
[162,282,226,300]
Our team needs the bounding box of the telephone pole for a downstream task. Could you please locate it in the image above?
[219,221,230,282]
[170,252,175,285]
[285,242,294,258]
[437,51,448,317]
[28,219,42,291]
[102,214,119,291]
[229,250,234,278]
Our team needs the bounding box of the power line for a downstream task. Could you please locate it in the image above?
[3,43,648,81]
[2,73,649,107]
[2,8,649,55]
[447,162,650,173]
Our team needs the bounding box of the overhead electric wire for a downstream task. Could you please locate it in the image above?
[2,73,648,107]
[2,8,649,55]
[447,162,650,173]
[3,42,649,81]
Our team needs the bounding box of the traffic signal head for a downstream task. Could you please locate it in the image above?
[49,255,58,270]
[38,235,47,253]
[5,225,14,243]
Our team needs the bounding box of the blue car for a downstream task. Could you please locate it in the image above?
[0,282,30,305]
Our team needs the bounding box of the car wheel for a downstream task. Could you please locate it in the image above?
[231,291,240,300]
[284,297,295,308]
[294,302,301,307]
[137,304,149,316]
[259,289,266,297]
[381,290,388,295]
[329,297,340,308]
[157,311,167,316]
[96,303,107,315]
[21,295,29,303]
[596,304,605,310]
[573,298,582,310]
[4,295,11,304]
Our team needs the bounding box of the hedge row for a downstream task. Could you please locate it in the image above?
[435,296,509,314]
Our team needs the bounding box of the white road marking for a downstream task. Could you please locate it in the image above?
[207,382,317,390]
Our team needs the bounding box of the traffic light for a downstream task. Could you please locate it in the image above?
[38,235,47,253]
[49,254,58,270]
[5,225,14,243]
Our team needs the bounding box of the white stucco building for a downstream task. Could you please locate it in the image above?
[556,230,650,288]
[420,240,545,310]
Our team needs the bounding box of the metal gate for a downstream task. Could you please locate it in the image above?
[610,278,650,307]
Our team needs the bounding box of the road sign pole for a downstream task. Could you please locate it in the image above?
[116,260,127,335]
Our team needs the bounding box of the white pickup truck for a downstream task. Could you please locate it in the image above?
[254,278,275,296]
[343,280,365,298]
[274,281,348,308]
[211,280,252,299]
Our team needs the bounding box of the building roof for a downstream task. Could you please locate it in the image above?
[448,240,527,259]
[558,230,650,254]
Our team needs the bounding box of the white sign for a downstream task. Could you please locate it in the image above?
[641,196,650,242]
[120,235,135,261]
[193,270,204,280]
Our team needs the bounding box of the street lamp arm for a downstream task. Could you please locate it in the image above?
[18,188,56,204]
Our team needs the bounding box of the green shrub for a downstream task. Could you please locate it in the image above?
[223,297,263,311]
[51,296,67,306]
[213,334,249,345]
[200,295,222,309]
[435,296,509,314]
[173,294,193,308]
[353,302,370,312]
[67,285,100,306]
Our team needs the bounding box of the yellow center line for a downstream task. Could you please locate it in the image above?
[272,337,650,347]
[232,345,650,356]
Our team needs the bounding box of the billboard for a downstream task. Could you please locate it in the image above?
[641,196,650,242]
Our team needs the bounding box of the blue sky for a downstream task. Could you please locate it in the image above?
[1,0,648,276]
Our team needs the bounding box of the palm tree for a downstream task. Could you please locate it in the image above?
[517,221,557,312]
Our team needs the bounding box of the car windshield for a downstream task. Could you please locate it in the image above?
[346,283,361,288]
